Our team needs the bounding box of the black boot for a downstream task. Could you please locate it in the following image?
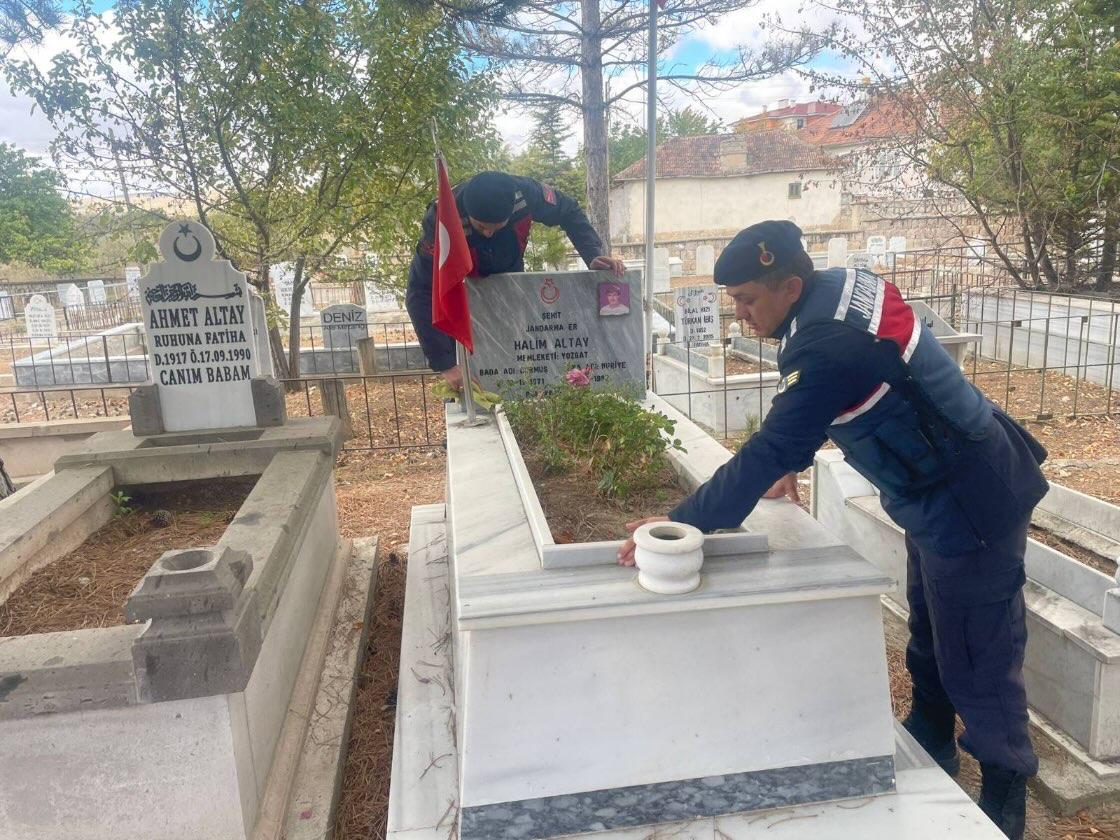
[901,693,960,776]
[978,762,1028,840]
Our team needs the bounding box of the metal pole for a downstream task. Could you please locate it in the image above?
[643,0,657,392]
[457,340,477,422]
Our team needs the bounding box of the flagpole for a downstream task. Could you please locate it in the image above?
[431,118,478,423]
[643,0,658,391]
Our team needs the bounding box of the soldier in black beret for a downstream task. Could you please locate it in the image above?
[619,220,1049,840]
[406,170,625,390]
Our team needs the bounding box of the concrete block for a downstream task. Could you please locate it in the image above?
[1105,589,1120,635]
[125,546,252,621]
[132,591,264,702]
[128,384,164,436]
[252,376,287,427]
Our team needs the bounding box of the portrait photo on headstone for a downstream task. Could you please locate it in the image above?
[598,281,630,316]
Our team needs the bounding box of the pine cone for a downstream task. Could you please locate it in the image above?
[151,509,173,528]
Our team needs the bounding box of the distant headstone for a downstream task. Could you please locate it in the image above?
[87,279,107,305]
[888,236,907,254]
[139,220,259,432]
[965,237,987,267]
[0,291,13,321]
[60,283,85,309]
[653,248,671,293]
[827,237,848,268]
[469,270,645,397]
[24,294,57,338]
[847,252,872,270]
[320,303,368,349]
[271,262,316,317]
[363,281,398,312]
[695,244,716,276]
[674,285,721,344]
[125,265,142,300]
[668,256,683,278]
[867,236,887,256]
[248,288,274,377]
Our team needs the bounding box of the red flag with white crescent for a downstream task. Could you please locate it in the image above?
[431,155,474,353]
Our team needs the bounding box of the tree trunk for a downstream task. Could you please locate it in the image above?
[580,0,611,251]
[1097,209,1117,290]
[285,256,308,392]
[318,378,353,440]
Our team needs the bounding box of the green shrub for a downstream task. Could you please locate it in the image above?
[504,382,685,501]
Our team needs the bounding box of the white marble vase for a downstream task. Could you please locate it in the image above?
[633,520,704,594]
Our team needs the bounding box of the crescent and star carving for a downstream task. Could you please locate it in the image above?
[172,223,203,262]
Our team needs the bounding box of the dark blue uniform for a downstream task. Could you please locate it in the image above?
[406,175,605,373]
[670,267,1047,777]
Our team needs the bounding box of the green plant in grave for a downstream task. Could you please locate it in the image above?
[110,490,134,517]
[504,377,686,501]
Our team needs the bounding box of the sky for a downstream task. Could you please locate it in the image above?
[1,1,858,168]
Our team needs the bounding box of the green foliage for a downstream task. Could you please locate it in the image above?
[5,0,503,284]
[0,143,85,272]
[504,383,685,501]
[110,490,134,518]
[0,0,60,51]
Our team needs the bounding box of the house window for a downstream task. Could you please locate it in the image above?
[788,182,803,199]
[795,118,806,129]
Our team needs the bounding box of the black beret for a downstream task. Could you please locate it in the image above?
[714,220,806,286]
[463,171,517,223]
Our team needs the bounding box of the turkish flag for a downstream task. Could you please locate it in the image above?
[431,155,474,353]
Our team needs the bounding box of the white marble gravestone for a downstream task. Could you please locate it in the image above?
[695,244,715,276]
[320,303,368,349]
[248,288,274,378]
[468,270,644,397]
[0,291,13,321]
[847,252,872,270]
[139,220,258,431]
[827,236,848,268]
[87,279,107,305]
[24,294,57,338]
[674,285,720,344]
[966,237,987,267]
[125,265,141,300]
[363,280,398,312]
[271,262,316,317]
[867,235,887,260]
[889,235,907,254]
[652,248,671,293]
[59,283,85,310]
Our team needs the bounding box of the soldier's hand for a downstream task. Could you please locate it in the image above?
[591,255,626,277]
[617,515,670,566]
[440,365,465,391]
[763,472,801,504]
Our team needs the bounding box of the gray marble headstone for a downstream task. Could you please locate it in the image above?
[0,292,13,321]
[24,294,57,338]
[87,279,107,305]
[320,303,368,349]
[249,288,274,377]
[125,265,141,300]
[674,285,720,343]
[827,237,848,268]
[468,270,644,397]
[363,280,398,312]
[139,220,259,432]
[60,283,85,309]
[695,244,715,276]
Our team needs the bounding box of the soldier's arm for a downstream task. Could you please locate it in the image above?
[669,324,880,532]
[523,178,604,266]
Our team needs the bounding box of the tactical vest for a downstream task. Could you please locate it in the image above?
[779,268,992,499]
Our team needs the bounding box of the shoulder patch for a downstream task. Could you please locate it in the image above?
[541,183,557,205]
[776,370,800,394]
